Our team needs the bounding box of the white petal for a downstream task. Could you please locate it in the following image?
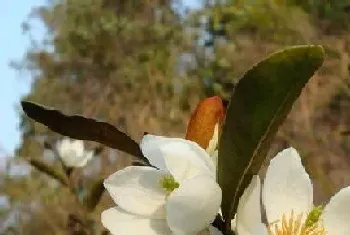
[72,140,85,157]
[85,150,94,161]
[101,207,172,235]
[211,150,218,172]
[209,226,223,235]
[73,150,94,167]
[166,175,221,234]
[322,186,350,235]
[251,224,268,235]
[140,135,215,182]
[60,150,78,167]
[236,176,266,235]
[60,151,85,167]
[262,147,313,223]
[231,216,237,232]
[206,124,219,157]
[104,166,167,218]
[140,135,168,170]
[56,138,69,156]
[56,138,90,167]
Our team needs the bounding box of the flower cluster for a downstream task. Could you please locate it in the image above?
[102,141,350,235]
[100,97,350,235]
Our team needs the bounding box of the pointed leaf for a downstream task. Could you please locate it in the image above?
[83,178,105,212]
[218,45,325,229]
[21,101,148,163]
[29,158,68,186]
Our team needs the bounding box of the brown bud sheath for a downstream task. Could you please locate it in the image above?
[185,96,225,150]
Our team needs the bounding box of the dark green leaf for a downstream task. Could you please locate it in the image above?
[83,178,105,212]
[218,45,325,231]
[21,101,148,163]
[28,158,68,186]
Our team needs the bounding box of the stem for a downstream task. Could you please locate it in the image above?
[212,214,236,235]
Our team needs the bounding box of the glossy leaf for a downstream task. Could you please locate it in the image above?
[218,45,325,231]
[21,101,148,163]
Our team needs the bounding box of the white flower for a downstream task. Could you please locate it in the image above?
[206,123,219,157]
[226,147,350,235]
[101,134,222,235]
[211,176,267,235]
[56,138,94,167]
[232,175,268,235]
[206,124,219,170]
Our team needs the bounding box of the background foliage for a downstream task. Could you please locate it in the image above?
[2,0,350,234]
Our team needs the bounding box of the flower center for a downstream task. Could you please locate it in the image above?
[267,207,326,235]
[159,175,179,194]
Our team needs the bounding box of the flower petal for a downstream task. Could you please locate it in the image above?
[140,135,215,182]
[322,186,350,235]
[236,176,266,235]
[56,138,69,158]
[73,150,94,167]
[262,147,313,223]
[206,124,220,157]
[231,216,237,233]
[251,224,268,235]
[101,207,172,235]
[209,226,223,235]
[56,139,91,167]
[104,166,167,218]
[166,175,221,234]
[72,140,84,157]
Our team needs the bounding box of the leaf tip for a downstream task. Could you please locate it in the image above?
[309,44,325,58]
[20,100,30,111]
[21,101,37,117]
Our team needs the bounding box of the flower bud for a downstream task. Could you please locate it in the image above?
[185,96,225,154]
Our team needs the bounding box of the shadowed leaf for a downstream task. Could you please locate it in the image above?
[218,45,325,231]
[28,158,68,186]
[83,178,105,212]
[21,101,148,163]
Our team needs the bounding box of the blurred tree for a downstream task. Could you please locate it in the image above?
[6,0,205,234]
[292,0,350,32]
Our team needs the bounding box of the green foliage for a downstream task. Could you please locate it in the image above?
[206,1,314,43]
[293,0,350,30]
[218,45,325,231]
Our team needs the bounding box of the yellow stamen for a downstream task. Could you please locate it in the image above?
[267,210,327,235]
[159,175,179,195]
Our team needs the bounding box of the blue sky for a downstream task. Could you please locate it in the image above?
[0,0,46,155]
[0,0,200,156]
